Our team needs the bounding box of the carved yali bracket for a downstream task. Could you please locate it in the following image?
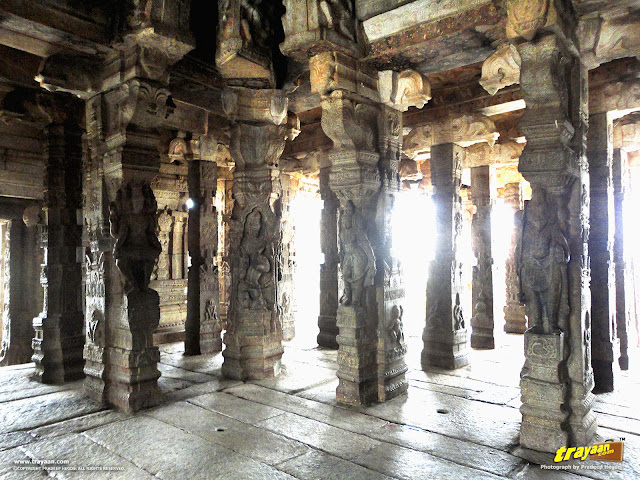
[506,0,555,41]
[580,16,640,68]
[309,52,378,100]
[221,87,288,125]
[378,70,431,111]
[168,131,190,163]
[321,92,378,152]
[614,115,640,151]
[480,44,521,96]
[230,123,286,171]
[464,141,524,168]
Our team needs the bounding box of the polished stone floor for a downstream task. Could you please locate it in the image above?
[1,331,639,480]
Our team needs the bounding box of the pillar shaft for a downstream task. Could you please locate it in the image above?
[222,114,287,380]
[317,167,339,348]
[470,165,495,349]
[588,112,617,392]
[503,182,527,333]
[33,116,85,384]
[185,159,221,355]
[612,148,630,370]
[516,33,596,452]
[279,173,297,341]
[421,143,469,369]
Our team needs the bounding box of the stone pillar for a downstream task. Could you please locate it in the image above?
[421,143,469,369]
[279,173,297,341]
[221,88,287,380]
[0,219,40,366]
[317,167,339,349]
[32,102,85,384]
[156,210,173,280]
[171,217,185,280]
[470,165,495,349]
[503,182,527,333]
[588,112,617,392]
[217,167,234,324]
[612,148,630,370]
[515,31,596,452]
[185,147,222,355]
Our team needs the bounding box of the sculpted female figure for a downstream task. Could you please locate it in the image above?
[109,182,162,293]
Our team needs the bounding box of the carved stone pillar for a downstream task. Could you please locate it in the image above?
[588,112,617,392]
[221,88,287,380]
[156,210,173,280]
[421,143,469,369]
[279,173,297,341]
[171,217,186,280]
[217,167,234,324]
[0,219,41,366]
[32,101,85,384]
[612,148,630,370]
[317,167,339,349]
[185,142,222,355]
[503,182,527,333]
[515,31,596,452]
[469,165,495,349]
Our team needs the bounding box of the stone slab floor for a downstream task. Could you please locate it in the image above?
[1,333,639,479]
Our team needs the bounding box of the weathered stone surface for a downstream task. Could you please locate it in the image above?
[278,449,394,480]
[189,391,284,424]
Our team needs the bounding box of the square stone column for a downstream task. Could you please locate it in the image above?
[516,32,596,452]
[221,92,288,380]
[421,143,469,369]
[32,107,85,384]
[185,146,222,355]
[317,167,339,349]
[279,173,297,342]
[470,165,496,349]
[503,182,527,333]
[588,112,617,392]
[613,148,631,370]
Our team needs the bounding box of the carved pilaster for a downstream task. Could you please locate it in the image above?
[186,149,221,355]
[217,167,234,324]
[612,148,631,371]
[421,143,469,370]
[279,173,297,341]
[516,32,596,452]
[32,97,85,384]
[317,167,339,349]
[470,165,495,350]
[171,217,186,280]
[503,182,527,334]
[587,112,617,393]
[222,88,287,380]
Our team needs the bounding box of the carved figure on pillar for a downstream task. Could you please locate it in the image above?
[238,208,276,310]
[338,200,375,307]
[517,188,570,334]
[109,182,162,293]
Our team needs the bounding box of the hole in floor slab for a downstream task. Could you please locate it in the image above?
[215,428,225,432]
[436,409,449,414]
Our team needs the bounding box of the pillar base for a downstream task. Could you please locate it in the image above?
[377,347,408,402]
[317,315,339,349]
[336,305,377,406]
[106,346,163,412]
[421,329,469,370]
[470,325,495,350]
[200,322,223,354]
[504,304,527,334]
[519,331,569,453]
[83,344,106,403]
[222,310,284,380]
[592,358,614,393]
[32,313,84,384]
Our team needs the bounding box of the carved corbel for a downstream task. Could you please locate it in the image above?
[230,123,286,171]
[320,92,378,152]
[451,114,500,147]
[591,79,640,115]
[593,17,640,67]
[505,0,557,41]
[36,54,104,100]
[479,44,521,96]
[464,141,525,168]
[614,114,640,151]
[309,52,378,100]
[403,125,433,160]
[378,70,431,111]
[222,87,288,125]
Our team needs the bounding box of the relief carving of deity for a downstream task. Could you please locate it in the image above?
[237,208,275,310]
[109,182,162,293]
[338,201,375,307]
[517,188,569,334]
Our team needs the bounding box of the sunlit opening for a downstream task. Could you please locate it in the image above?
[491,198,514,339]
[290,191,323,346]
[392,189,434,338]
[185,198,195,209]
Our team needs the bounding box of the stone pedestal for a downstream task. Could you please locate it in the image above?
[470,165,495,349]
[422,143,469,369]
[32,118,85,384]
[503,182,527,333]
[588,113,617,393]
[336,305,377,405]
[520,331,569,452]
[317,167,339,349]
[185,157,222,355]
[613,148,631,370]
